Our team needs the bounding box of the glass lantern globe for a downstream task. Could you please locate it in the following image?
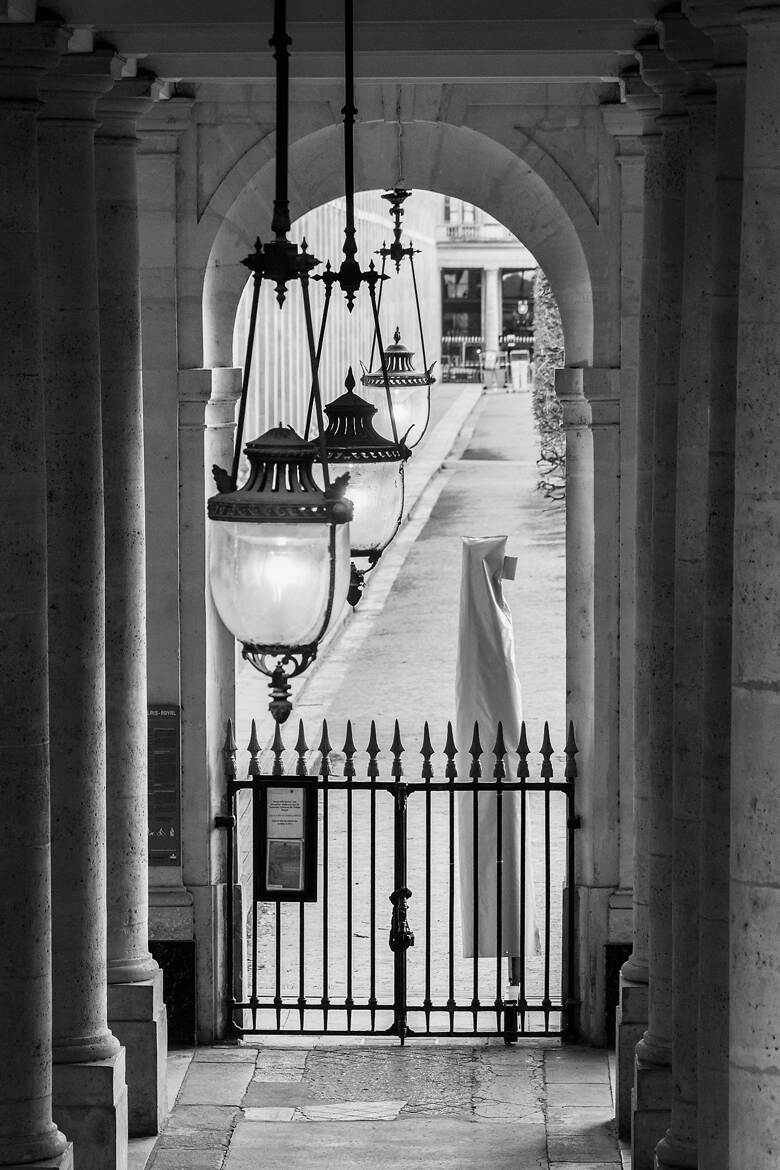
[317,368,410,562]
[208,425,352,659]
[360,327,436,449]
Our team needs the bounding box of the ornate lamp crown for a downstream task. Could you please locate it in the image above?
[361,326,437,389]
[209,426,352,524]
[320,369,411,463]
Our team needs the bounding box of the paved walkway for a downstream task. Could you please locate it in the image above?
[136,1040,627,1170]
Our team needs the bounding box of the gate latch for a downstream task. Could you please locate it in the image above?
[388,887,415,952]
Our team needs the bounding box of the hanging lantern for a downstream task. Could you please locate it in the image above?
[209,427,352,722]
[317,368,410,562]
[361,326,436,449]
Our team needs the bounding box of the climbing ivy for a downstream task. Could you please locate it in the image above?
[532,271,565,501]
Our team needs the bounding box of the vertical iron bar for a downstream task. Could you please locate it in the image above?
[222,722,237,1029]
[564,721,579,1041]
[493,723,506,1032]
[274,900,282,1030]
[470,722,482,1032]
[421,723,434,1034]
[541,723,554,1032]
[367,722,380,1030]
[344,722,356,1032]
[517,723,530,1032]
[444,722,457,1030]
[319,721,332,1029]
[390,721,409,1044]
[295,721,308,1029]
[250,729,260,1032]
[368,250,387,372]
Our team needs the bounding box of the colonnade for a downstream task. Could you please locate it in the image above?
[0,24,167,1169]
[609,3,780,1167]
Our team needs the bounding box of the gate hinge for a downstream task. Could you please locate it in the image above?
[215,814,236,829]
[567,814,582,830]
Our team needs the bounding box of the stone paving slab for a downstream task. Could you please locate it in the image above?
[224,1118,548,1169]
[177,1061,255,1106]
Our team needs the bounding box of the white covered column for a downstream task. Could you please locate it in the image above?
[482,264,501,363]
[730,7,780,1166]
[95,77,167,1138]
[38,49,128,1169]
[0,20,71,1169]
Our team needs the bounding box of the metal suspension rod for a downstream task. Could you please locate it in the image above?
[367,280,399,444]
[408,251,430,375]
[300,276,331,486]
[270,0,291,240]
[368,251,387,372]
[341,0,357,265]
[303,278,334,440]
[230,273,263,488]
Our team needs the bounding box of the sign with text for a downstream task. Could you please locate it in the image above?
[255,779,318,902]
[147,704,181,866]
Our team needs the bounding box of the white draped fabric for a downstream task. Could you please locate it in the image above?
[455,536,540,958]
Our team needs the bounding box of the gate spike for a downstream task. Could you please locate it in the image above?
[443,721,458,780]
[223,719,237,778]
[564,721,578,780]
[366,719,380,781]
[247,718,261,776]
[469,721,483,779]
[342,720,357,779]
[318,719,333,778]
[420,722,434,781]
[271,721,285,776]
[516,722,530,780]
[294,719,309,777]
[391,719,404,778]
[540,721,554,778]
[492,721,507,781]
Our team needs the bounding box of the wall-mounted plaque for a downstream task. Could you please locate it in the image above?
[255,779,318,902]
[147,704,181,866]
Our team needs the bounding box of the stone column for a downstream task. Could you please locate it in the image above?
[95,77,167,1138]
[554,368,595,1037]
[730,7,780,1167]
[603,80,660,1140]
[38,50,128,1169]
[654,22,718,1165]
[137,98,197,954]
[0,22,72,1169]
[632,44,689,1170]
[482,264,501,361]
[686,6,746,1164]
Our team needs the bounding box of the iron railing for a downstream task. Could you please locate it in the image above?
[218,717,579,1043]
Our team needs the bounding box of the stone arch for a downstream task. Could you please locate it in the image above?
[199,118,608,373]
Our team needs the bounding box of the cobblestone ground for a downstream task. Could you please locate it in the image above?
[235,386,567,1036]
[139,1042,625,1170]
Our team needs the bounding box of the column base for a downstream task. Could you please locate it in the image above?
[616,975,648,1140]
[52,1049,127,1170]
[654,1132,698,1169]
[108,970,167,1137]
[632,1056,672,1170]
[1,1146,74,1169]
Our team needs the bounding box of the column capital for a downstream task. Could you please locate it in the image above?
[96,72,157,141]
[684,1,747,67]
[601,97,653,161]
[0,20,67,103]
[39,47,123,123]
[137,94,195,155]
[583,369,621,427]
[738,3,780,29]
[206,367,243,429]
[636,39,690,116]
[660,8,717,95]
[554,368,590,429]
[178,368,213,428]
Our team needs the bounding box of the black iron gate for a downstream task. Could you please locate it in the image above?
[218,717,579,1043]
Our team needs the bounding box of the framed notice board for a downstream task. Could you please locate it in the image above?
[254,779,318,902]
[147,704,181,866]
